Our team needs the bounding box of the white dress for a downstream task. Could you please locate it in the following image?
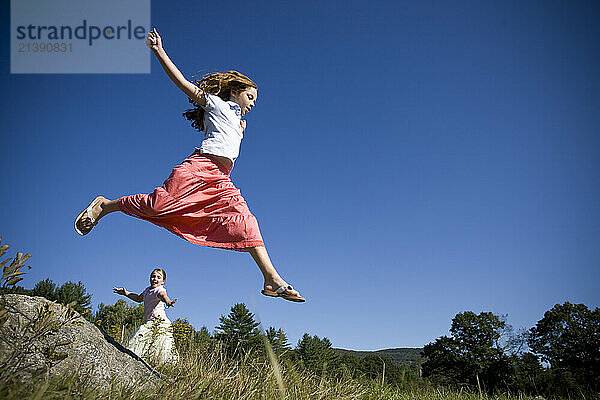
[126,285,178,364]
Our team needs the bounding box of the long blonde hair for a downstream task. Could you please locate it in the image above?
[183,70,257,133]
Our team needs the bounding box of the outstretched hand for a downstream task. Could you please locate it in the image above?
[240,120,247,133]
[112,286,126,296]
[167,298,178,308]
[146,28,162,51]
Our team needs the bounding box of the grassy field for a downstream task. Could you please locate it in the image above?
[0,343,545,400]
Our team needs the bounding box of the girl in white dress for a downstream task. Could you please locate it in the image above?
[113,268,178,364]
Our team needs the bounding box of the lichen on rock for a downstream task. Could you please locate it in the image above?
[0,294,160,390]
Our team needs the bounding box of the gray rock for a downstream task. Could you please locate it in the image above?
[0,294,160,389]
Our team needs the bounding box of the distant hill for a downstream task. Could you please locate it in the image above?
[333,348,422,367]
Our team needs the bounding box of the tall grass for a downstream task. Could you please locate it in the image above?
[0,340,546,400]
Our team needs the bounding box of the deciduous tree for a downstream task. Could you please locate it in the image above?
[172,318,196,352]
[529,302,600,391]
[422,311,511,391]
[94,299,144,342]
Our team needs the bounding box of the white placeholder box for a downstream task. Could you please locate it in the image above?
[11,0,151,74]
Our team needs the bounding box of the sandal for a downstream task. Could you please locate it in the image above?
[74,196,103,235]
[261,285,306,303]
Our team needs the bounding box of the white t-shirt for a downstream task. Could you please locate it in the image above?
[198,93,243,162]
[142,285,170,323]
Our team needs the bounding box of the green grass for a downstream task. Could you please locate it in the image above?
[0,342,546,400]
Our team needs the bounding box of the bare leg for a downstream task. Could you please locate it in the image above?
[75,196,121,235]
[91,196,120,221]
[79,198,303,298]
[247,246,301,297]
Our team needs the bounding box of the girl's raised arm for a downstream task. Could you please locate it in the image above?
[113,286,143,303]
[146,28,206,106]
[157,289,178,308]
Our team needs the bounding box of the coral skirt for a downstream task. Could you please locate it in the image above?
[118,152,264,251]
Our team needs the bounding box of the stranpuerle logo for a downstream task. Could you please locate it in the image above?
[15,20,147,47]
[11,0,150,74]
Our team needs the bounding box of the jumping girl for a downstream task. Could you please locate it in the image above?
[113,268,178,363]
[75,28,305,303]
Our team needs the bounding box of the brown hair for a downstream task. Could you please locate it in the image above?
[151,268,167,281]
[183,70,257,133]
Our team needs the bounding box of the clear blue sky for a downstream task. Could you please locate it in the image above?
[1,1,599,350]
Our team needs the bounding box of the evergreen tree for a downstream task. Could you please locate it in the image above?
[32,278,93,320]
[356,355,404,386]
[195,326,212,347]
[337,353,361,380]
[55,280,92,317]
[296,334,339,376]
[32,278,58,301]
[214,303,261,357]
[266,326,291,356]
[0,284,32,296]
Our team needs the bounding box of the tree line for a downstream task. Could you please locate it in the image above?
[422,306,599,397]
[4,277,599,398]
